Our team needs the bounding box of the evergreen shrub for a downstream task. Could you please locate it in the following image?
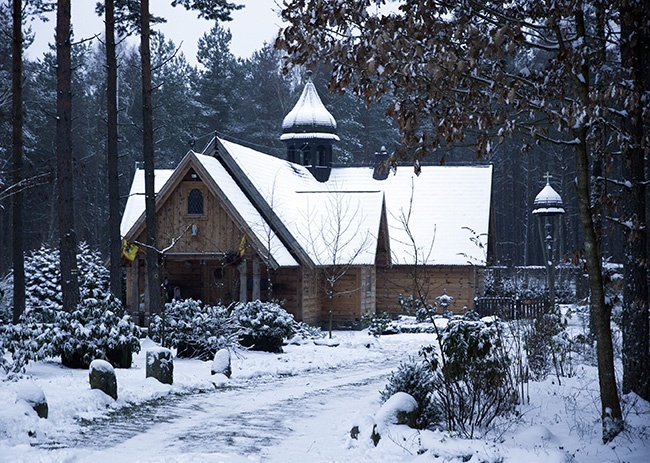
[398,294,435,323]
[53,277,141,369]
[361,311,393,337]
[382,314,518,437]
[149,299,238,360]
[524,309,571,380]
[424,317,518,438]
[380,357,442,429]
[232,300,295,353]
[0,244,139,372]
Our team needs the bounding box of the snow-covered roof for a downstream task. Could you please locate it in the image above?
[532,182,565,215]
[120,169,174,238]
[119,153,298,267]
[219,139,380,266]
[281,76,339,141]
[330,166,492,266]
[192,153,298,266]
[121,138,492,268]
[219,138,493,266]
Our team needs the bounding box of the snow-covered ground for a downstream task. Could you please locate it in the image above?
[1,315,649,463]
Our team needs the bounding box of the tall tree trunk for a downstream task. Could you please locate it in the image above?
[56,0,79,311]
[571,8,623,443]
[620,0,650,401]
[11,0,25,323]
[140,0,161,315]
[575,134,623,443]
[105,0,123,301]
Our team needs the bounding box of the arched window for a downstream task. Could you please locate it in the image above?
[302,145,312,166]
[188,188,204,214]
[316,146,326,166]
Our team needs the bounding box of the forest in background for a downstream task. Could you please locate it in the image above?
[0,7,626,277]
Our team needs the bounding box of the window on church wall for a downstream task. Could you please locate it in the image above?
[301,145,312,166]
[188,188,204,215]
[316,146,326,166]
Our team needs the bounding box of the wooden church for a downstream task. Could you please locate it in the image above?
[120,75,494,327]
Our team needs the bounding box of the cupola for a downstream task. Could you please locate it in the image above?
[532,176,565,216]
[280,71,339,182]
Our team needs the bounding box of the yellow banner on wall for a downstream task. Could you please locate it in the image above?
[122,239,139,262]
[238,235,246,257]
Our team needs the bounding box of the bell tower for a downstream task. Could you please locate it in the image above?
[280,71,339,182]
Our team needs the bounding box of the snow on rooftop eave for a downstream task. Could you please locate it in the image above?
[280,132,340,141]
[120,168,175,239]
[532,206,566,215]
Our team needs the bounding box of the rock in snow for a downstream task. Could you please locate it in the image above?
[374,392,418,430]
[89,359,118,400]
[146,348,174,385]
[15,382,48,419]
[211,349,231,378]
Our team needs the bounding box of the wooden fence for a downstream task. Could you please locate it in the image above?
[473,297,548,320]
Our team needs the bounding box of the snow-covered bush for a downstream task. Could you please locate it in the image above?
[232,300,295,353]
[524,309,571,380]
[0,272,12,324]
[52,277,141,369]
[420,318,518,438]
[11,242,111,323]
[23,245,63,322]
[149,299,239,360]
[398,294,435,322]
[361,311,393,337]
[0,244,125,372]
[0,320,56,374]
[289,321,325,343]
[380,357,442,430]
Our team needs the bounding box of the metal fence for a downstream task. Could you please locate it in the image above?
[473,297,548,320]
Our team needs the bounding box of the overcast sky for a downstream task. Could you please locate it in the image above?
[25,0,285,66]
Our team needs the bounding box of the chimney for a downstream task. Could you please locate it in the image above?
[372,146,390,180]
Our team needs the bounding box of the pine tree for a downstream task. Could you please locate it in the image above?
[55,0,80,312]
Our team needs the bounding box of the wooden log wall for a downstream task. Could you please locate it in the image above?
[317,267,363,327]
[148,179,244,255]
[376,265,478,315]
[125,175,255,313]
[273,267,302,320]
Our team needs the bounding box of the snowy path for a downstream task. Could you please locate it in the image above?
[32,347,407,462]
[3,330,649,463]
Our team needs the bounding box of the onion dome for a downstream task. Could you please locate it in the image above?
[280,71,339,142]
[532,177,565,216]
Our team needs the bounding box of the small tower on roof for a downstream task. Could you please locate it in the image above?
[280,71,339,182]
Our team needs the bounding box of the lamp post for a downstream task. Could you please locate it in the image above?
[532,173,565,311]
